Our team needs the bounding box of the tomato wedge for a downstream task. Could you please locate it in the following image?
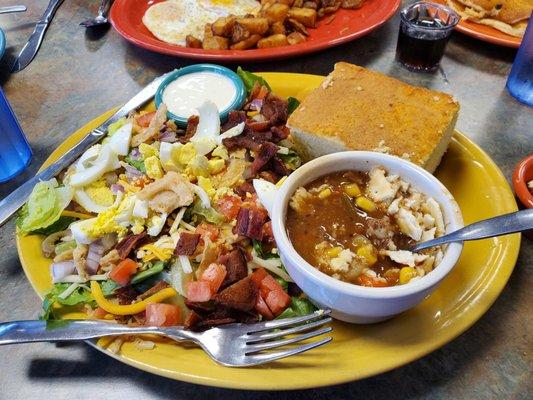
[109,258,138,286]
[136,111,156,128]
[145,303,181,327]
[251,267,269,286]
[264,290,291,317]
[255,294,274,320]
[201,263,227,294]
[186,280,212,302]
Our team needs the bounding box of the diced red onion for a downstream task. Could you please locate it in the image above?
[51,261,76,283]
[111,184,125,194]
[123,163,144,181]
[159,130,177,143]
[250,98,263,111]
[129,148,142,160]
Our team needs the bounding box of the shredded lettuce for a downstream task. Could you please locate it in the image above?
[31,216,77,236]
[237,67,271,93]
[276,297,316,319]
[131,261,165,284]
[124,154,147,173]
[279,149,302,170]
[17,180,73,235]
[191,199,224,224]
[287,97,300,115]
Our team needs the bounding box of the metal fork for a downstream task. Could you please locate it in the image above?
[0,310,332,367]
[80,0,112,28]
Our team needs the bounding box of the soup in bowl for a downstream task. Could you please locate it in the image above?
[254,151,463,323]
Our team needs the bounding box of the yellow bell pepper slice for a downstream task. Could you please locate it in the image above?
[90,281,177,316]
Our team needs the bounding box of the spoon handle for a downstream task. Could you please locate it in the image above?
[412,209,533,252]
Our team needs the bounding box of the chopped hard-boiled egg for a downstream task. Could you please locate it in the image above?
[139,143,159,159]
[212,145,228,160]
[108,122,132,156]
[208,158,225,174]
[69,145,119,188]
[197,176,216,198]
[133,199,149,218]
[84,179,114,206]
[70,218,97,244]
[177,143,197,165]
[146,213,168,236]
[144,156,164,179]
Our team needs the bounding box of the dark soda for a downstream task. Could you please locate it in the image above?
[396,3,459,73]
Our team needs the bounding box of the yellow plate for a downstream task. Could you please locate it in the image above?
[16,73,520,390]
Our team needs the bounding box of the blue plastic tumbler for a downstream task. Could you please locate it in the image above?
[506,18,533,106]
[0,87,32,183]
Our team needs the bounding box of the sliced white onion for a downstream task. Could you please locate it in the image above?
[191,100,220,143]
[216,122,245,145]
[179,255,193,274]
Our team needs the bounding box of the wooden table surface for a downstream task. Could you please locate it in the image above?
[0,1,531,399]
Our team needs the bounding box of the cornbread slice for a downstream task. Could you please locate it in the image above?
[287,63,460,173]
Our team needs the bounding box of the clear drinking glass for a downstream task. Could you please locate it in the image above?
[506,18,533,106]
[396,1,460,72]
[0,87,32,183]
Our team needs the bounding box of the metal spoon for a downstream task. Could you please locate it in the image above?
[411,209,533,252]
[80,0,112,28]
[0,5,27,14]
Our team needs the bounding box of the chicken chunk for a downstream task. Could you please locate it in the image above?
[137,171,194,214]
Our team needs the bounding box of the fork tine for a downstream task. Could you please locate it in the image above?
[246,310,331,333]
[246,317,332,343]
[244,337,332,366]
[245,326,332,353]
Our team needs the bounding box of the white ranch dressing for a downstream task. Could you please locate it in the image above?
[162,71,237,118]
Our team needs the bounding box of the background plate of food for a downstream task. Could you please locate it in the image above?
[15,68,520,389]
[436,0,532,48]
[109,0,400,61]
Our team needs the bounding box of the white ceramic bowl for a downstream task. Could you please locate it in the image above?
[262,151,464,323]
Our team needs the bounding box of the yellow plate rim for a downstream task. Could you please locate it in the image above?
[15,72,520,390]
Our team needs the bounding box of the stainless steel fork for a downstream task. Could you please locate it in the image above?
[80,0,112,28]
[0,310,332,367]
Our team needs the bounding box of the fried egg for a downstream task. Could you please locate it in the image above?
[142,0,260,46]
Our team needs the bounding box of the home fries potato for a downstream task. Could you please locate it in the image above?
[185,0,366,50]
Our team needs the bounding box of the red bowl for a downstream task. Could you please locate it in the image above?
[513,155,533,208]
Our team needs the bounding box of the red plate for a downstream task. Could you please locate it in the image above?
[433,0,522,48]
[110,0,400,61]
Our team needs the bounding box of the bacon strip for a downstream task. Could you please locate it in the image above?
[261,94,288,125]
[175,232,201,256]
[114,232,147,259]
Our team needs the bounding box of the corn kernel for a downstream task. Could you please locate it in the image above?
[343,183,361,197]
[352,234,371,249]
[326,246,343,257]
[356,245,377,266]
[318,188,332,199]
[355,196,376,212]
[399,267,416,285]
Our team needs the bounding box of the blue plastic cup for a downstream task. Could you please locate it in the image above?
[506,18,533,106]
[0,88,32,183]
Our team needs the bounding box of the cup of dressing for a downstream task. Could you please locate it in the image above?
[155,64,247,126]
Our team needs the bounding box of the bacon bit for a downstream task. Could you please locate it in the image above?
[218,248,248,288]
[115,232,147,259]
[248,142,279,177]
[215,195,242,221]
[261,93,288,126]
[175,232,201,256]
[215,276,258,312]
[235,206,268,240]
[137,281,171,301]
[179,115,199,144]
[221,110,246,132]
[136,111,156,128]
